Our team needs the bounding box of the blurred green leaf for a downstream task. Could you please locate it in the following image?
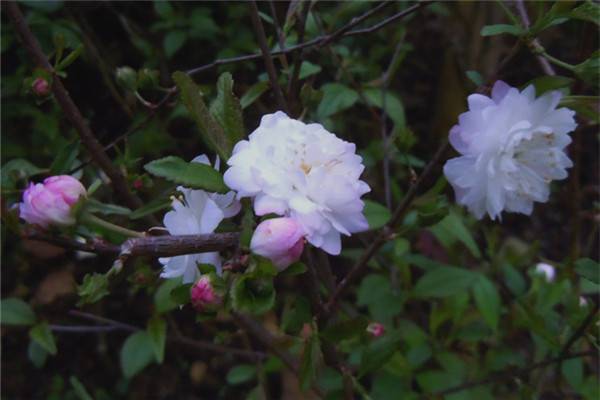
[172,71,231,158]
[69,376,93,400]
[129,196,172,220]
[144,156,228,193]
[466,70,483,86]
[27,340,48,368]
[300,326,321,390]
[154,1,174,19]
[1,158,45,190]
[430,212,481,258]
[363,200,391,230]
[55,44,83,71]
[77,273,109,306]
[210,72,244,144]
[562,357,584,389]
[1,298,36,326]
[226,364,256,385]
[560,96,600,123]
[49,140,79,174]
[526,75,574,95]
[85,199,131,216]
[569,1,600,26]
[359,331,402,376]
[575,258,599,284]
[480,24,523,37]
[413,267,478,298]
[240,81,269,109]
[120,331,155,378]
[164,31,186,58]
[29,322,57,355]
[317,83,359,118]
[154,278,182,313]
[231,275,275,315]
[147,315,166,363]
[472,275,501,330]
[573,50,600,85]
[298,61,322,80]
[363,88,405,128]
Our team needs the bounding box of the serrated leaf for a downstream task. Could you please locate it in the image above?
[120,331,155,378]
[210,72,244,145]
[363,200,391,230]
[154,278,182,314]
[413,266,478,298]
[29,322,57,355]
[317,83,359,118]
[172,71,231,159]
[472,275,501,331]
[147,315,167,363]
[1,298,36,325]
[480,24,523,37]
[575,258,599,284]
[144,156,228,193]
[77,273,109,306]
[240,81,269,109]
[226,364,256,385]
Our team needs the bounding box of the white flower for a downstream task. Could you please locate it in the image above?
[444,81,577,220]
[535,262,556,282]
[159,155,240,283]
[224,112,370,255]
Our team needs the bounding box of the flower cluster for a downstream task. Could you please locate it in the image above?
[19,175,86,228]
[224,111,370,260]
[444,81,576,220]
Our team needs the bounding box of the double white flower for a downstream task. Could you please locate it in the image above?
[224,111,370,255]
[444,81,577,220]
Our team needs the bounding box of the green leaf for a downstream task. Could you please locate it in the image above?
[55,44,84,71]
[575,258,599,284]
[466,70,483,86]
[147,315,167,364]
[321,317,368,343]
[226,364,256,385]
[363,88,405,128]
[363,200,391,230]
[29,322,57,355]
[50,140,79,174]
[129,196,172,220]
[154,0,174,18]
[69,376,93,400]
[121,331,155,378]
[560,96,600,123]
[359,331,402,376]
[1,298,36,325]
[280,262,307,277]
[240,81,269,109]
[77,273,109,306]
[574,50,600,85]
[413,267,478,298]
[298,61,322,80]
[231,275,275,315]
[164,31,186,58]
[429,212,481,258]
[170,283,193,305]
[317,83,359,118]
[300,327,321,390]
[1,158,44,190]
[154,278,182,313]
[526,75,574,95]
[27,340,48,368]
[561,357,584,389]
[281,295,311,334]
[480,24,523,37]
[144,156,228,193]
[569,1,600,26]
[210,72,244,145]
[172,71,231,159]
[472,275,501,331]
[85,198,131,216]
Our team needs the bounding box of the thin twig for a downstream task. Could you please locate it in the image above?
[49,324,120,333]
[69,310,265,361]
[558,301,599,359]
[250,0,289,113]
[287,0,310,110]
[269,0,289,68]
[513,0,556,76]
[5,2,145,214]
[24,231,120,255]
[437,350,597,396]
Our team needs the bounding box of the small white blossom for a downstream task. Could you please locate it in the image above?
[535,262,556,282]
[159,155,240,283]
[444,81,577,220]
[224,112,370,255]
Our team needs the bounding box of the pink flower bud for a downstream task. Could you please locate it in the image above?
[19,175,86,228]
[366,322,385,338]
[250,217,305,270]
[133,179,143,190]
[190,276,220,311]
[32,77,50,96]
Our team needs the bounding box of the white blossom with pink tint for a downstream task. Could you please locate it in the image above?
[224,112,370,255]
[190,275,220,311]
[250,217,305,270]
[366,322,385,338]
[19,175,86,228]
[535,262,556,282]
[444,81,577,220]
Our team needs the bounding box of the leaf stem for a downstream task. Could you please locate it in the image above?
[80,213,145,238]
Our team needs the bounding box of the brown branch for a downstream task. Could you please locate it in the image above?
[249,0,289,113]
[323,140,450,315]
[69,310,264,361]
[5,2,145,213]
[514,0,556,76]
[24,231,120,255]
[438,350,597,396]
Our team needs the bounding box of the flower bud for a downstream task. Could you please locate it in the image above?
[534,263,555,282]
[32,77,50,96]
[115,66,138,91]
[366,322,385,338]
[250,217,305,270]
[19,175,86,228]
[190,276,220,311]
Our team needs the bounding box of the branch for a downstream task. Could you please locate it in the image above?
[438,350,597,396]
[24,231,120,255]
[69,310,264,361]
[249,0,289,113]
[514,0,556,76]
[5,2,146,214]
